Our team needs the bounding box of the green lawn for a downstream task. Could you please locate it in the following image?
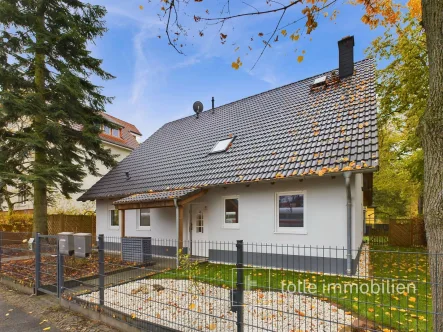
[150,246,432,331]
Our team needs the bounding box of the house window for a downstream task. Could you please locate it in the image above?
[111,128,120,137]
[18,186,27,204]
[110,209,119,229]
[196,210,204,233]
[211,137,234,153]
[223,196,239,228]
[275,192,306,234]
[103,125,121,138]
[137,209,151,230]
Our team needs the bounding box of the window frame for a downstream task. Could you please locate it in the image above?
[103,125,121,138]
[109,209,120,230]
[196,210,204,233]
[103,125,111,135]
[222,195,240,229]
[18,186,27,205]
[210,137,234,154]
[111,128,121,138]
[274,191,307,234]
[136,208,151,231]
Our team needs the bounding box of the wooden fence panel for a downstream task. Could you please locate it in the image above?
[367,218,426,247]
[389,220,412,246]
[47,214,96,241]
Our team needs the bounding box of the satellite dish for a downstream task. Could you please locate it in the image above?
[193,101,204,117]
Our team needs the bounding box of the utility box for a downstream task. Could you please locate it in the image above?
[28,238,35,251]
[74,233,92,258]
[58,232,74,256]
[122,237,152,263]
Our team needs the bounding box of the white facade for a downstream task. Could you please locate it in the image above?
[10,142,133,214]
[96,174,365,257]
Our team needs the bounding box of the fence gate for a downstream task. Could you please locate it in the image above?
[35,234,63,297]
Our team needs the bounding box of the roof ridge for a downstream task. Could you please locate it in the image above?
[164,58,373,126]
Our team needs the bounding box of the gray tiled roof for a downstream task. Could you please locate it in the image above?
[79,59,378,201]
[113,188,199,204]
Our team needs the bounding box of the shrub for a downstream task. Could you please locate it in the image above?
[0,213,33,232]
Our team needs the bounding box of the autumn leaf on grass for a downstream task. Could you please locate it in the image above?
[43,328,51,331]
[409,297,416,303]
[232,57,242,70]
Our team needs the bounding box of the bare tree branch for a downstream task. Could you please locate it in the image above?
[251,8,286,70]
[242,1,260,14]
[166,0,184,55]
[198,0,302,23]
[276,0,338,32]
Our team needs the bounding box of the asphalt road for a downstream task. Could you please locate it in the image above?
[0,298,60,332]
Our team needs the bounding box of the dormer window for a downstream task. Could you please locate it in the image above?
[210,137,234,153]
[103,125,121,138]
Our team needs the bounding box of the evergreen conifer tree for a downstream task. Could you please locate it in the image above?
[0,0,117,233]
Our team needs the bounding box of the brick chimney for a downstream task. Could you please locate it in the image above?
[338,36,355,79]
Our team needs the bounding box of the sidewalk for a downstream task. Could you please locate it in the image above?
[0,299,60,332]
[0,283,114,331]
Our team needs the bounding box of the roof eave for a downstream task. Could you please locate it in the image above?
[78,166,378,202]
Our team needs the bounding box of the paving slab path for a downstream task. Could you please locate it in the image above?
[0,283,115,331]
[0,298,60,332]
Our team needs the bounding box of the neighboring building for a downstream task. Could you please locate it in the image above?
[80,36,378,274]
[6,113,142,213]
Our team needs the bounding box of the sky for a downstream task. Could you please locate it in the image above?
[89,0,383,139]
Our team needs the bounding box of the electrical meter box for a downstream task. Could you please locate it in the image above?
[74,233,92,258]
[58,232,74,256]
[28,238,35,251]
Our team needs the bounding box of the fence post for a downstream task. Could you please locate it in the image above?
[57,238,64,298]
[98,234,105,306]
[236,240,244,332]
[35,233,41,295]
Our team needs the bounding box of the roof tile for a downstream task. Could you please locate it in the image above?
[80,59,378,201]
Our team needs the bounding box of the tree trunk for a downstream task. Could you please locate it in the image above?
[33,1,48,235]
[421,0,443,330]
[33,152,48,234]
[5,195,14,217]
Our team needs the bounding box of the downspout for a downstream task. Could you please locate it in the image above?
[344,172,352,276]
[189,205,193,256]
[174,198,179,267]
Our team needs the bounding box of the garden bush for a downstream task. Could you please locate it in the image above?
[0,213,33,232]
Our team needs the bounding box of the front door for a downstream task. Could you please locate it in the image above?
[190,204,208,257]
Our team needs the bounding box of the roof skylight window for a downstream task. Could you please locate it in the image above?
[211,137,234,153]
[313,75,327,85]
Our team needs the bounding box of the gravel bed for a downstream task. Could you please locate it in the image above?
[355,244,370,278]
[80,279,353,331]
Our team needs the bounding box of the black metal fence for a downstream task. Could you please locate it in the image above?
[0,232,442,331]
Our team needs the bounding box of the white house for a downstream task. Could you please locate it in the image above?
[80,36,378,275]
[8,113,142,214]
